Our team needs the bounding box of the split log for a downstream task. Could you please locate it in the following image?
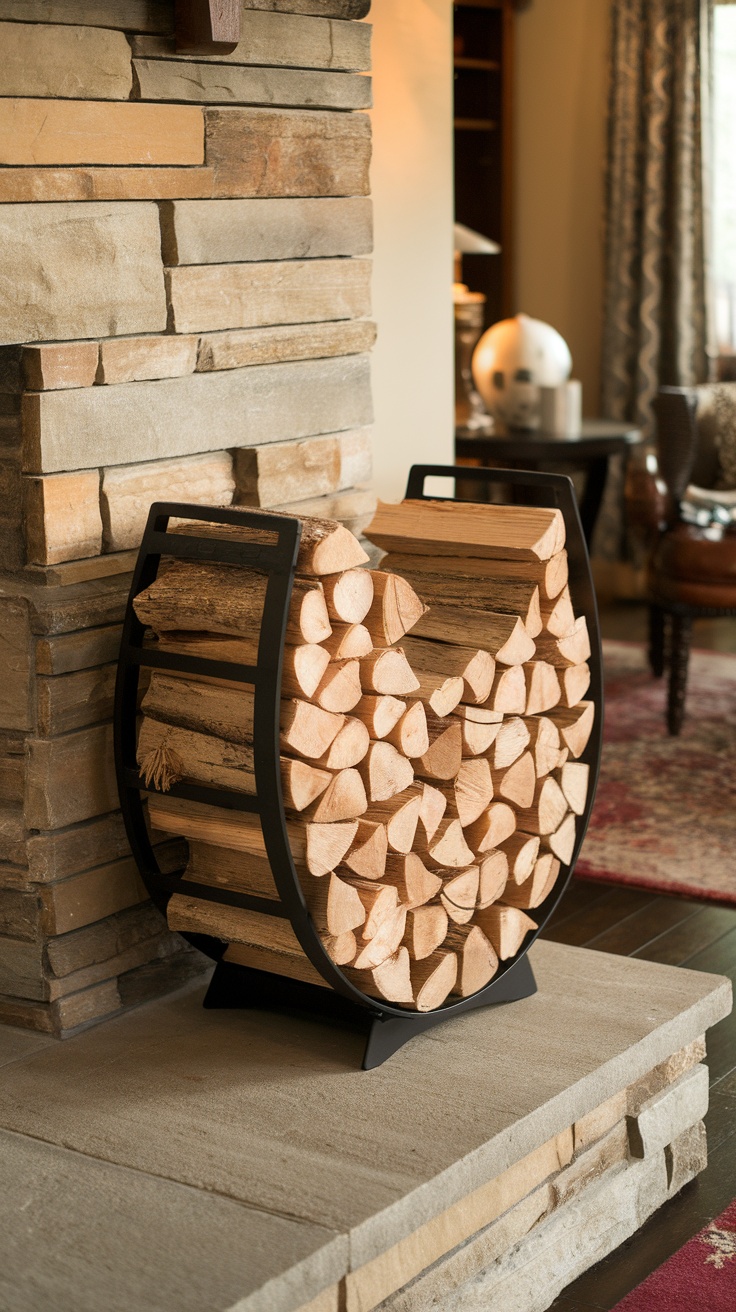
[485,664,527,715]
[155,629,260,666]
[477,850,509,908]
[384,548,569,601]
[358,741,414,802]
[412,673,465,718]
[384,701,429,758]
[440,866,480,924]
[341,818,388,881]
[475,906,537,959]
[352,906,407,969]
[501,854,560,909]
[181,509,369,576]
[364,791,422,854]
[348,947,414,1004]
[353,693,407,739]
[418,782,447,843]
[310,658,362,712]
[381,853,443,907]
[321,567,374,623]
[448,758,494,827]
[141,671,253,744]
[523,716,561,778]
[313,716,369,770]
[560,662,591,708]
[280,643,331,699]
[168,895,299,952]
[491,751,536,810]
[413,608,536,666]
[349,880,399,938]
[365,499,566,562]
[498,832,540,884]
[138,717,254,793]
[185,841,279,900]
[489,716,530,769]
[320,623,372,660]
[384,564,542,636]
[304,768,367,822]
[281,759,332,812]
[306,872,366,935]
[463,802,517,854]
[400,635,495,704]
[414,712,463,781]
[549,702,595,758]
[446,924,498,995]
[523,661,561,716]
[546,812,577,864]
[454,705,502,757]
[540,586,575,638]
[410,949,458,1011]
[363,571,427,646]
[323,931,358,966]
[558,761,590,816]
[403,905,449,959]
[534,617,591,667]
[224,941,327,989]
[417,817,474,869]
[281,699,344,760]
[514,776,568,836]
[360,648,420,695]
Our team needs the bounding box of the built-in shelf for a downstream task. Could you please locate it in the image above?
[454,56,501,70]
[454,117,498,132]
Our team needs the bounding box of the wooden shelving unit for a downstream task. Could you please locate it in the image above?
[454,0,514,327]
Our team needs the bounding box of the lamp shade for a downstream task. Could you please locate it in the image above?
[453,222,501,255]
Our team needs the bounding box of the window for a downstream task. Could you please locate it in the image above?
[713,3,736,351]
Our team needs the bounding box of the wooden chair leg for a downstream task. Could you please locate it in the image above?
[667,612,692,735]
[648,604,667,678]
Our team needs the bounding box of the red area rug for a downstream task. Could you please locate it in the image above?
[611,1198,736,1310]
[576,641,736,904]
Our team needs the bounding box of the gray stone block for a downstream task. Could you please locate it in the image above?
[160,197,372,265]
[0,21,133,99]
[133,58,371,110]
[132,11,371,72]
[166,257,371,334]
[666,1120,707,1195]
[22,355,373,473]
[0,203,167,346]
[629,1063,709,1157]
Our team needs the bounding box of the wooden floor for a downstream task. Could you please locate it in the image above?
[546,601,736,1310]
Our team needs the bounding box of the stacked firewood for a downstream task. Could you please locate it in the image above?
[134,500,593,1012]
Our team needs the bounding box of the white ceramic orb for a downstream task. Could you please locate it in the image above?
[471,313,572,429]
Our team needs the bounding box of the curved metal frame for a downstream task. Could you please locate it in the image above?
[113,470,603,1069]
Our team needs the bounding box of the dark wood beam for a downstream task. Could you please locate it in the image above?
[175,0,240,55]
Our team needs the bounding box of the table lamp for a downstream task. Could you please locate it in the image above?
[453,223,501,435]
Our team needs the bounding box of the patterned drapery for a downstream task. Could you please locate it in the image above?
[601,0,713,431]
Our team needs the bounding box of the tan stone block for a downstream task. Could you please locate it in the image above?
[297,1287,340,1312]
[98,335,198,385]
[196,319,376,372]
[22,342,99,391]
[0,937,45,1001]
[133,11,371,71]
[206,107,371,198]
[338,428,372,488]
[26,553,137,589]
[160,196,372,265]
[100,451,234,551]
[133,58,371,110]
[55,978,121,1031]
[665,1120,707,1194]
[275,486,376,536]
[627,1036,707,1114]
[0,2,171,30]
[37,663,117,736]
[166,257,371,335]
[0,600,33,732]
[25,573,133,636]
[23,355,373,473]
[0,22,133,99]
[26,811,131,885]
[0,167,215,204]
[630,1064,709,1158]
[46,903,163,980]
[24,724,118,829]
[0,887,40,939]
[574,1089,628,1153]
[0,202,167,345]
[235,435,341,506]
[24,471,102,567]
[35,625,122,677]
[0,99,204,167]
[245,0,370,13]
[46,933,176,1002]
[40,857,148,936]
[553,1120,629,1207]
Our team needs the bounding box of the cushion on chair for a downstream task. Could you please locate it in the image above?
[692,383,736,489]
[649,523,736,607]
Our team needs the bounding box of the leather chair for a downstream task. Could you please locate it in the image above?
[627,385,736,735]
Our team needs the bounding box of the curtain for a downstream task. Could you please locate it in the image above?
[601,0,714,430]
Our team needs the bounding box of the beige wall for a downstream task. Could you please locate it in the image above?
[369,0,455,501]
[513,0,611,415]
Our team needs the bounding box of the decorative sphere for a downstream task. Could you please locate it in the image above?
[472,313,572,429]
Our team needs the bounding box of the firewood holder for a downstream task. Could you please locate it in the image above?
[114,464,603,1070]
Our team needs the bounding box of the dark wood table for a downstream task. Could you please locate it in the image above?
[455,419,644,546]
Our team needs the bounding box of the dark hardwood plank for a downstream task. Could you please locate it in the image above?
[584,895,701,956]
[543,877,613,931]
[632,905,736,967]
[541,887,657,947]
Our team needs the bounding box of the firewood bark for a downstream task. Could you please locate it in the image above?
[463,802,516,854]
[558,761,590,816]
[363,571,427,646]
[185,841,279,900]
[414,711,463,781]
[224,941,327,989]
[490,716,531,769]
[403,905,449,959]
[313,716,370,770]
[410,949,458,1011]
[381,853,443,907]
[321,567,374,623]
[446,923,498,995]
[366,499,565,561]
[440,866,480,924]
[485,664,526,714]
[491,751,536,809]
[168,895,299,952]
[306,871,366,935]
[341,818,388,880]
[400,635,496,704]
[353,693,407,739]
[384,700,429,758]
[138,717,254,793]
[477,849,509,908]
[413,608,536,665]
[501,854,560,909]
[181,510,369,576]
[304,768,367,822]
[560,662,591,708]
[384,565,542,636]
[381,549,568,599]
[514,776,568,836]
[358,741,414,802]
[142,671,254,745]
[523,716,561,777]
[364,791,422,853]
[155,630,260,666]
[549,702,594,758]
[475,906,536,959]
[534,617,591,667]
[320,623,372,660]
[360,648,420,695]
[523,661,561,716]
[498,831,540,884]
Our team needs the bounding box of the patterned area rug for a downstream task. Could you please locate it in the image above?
[576,641,736,904]
[611,1198,736,1310]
